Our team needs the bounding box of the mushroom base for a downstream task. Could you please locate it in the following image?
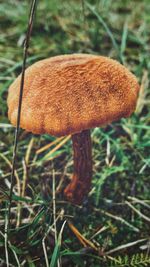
[64,129,92,204]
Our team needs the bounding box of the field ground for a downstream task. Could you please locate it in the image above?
[0,1,150,266]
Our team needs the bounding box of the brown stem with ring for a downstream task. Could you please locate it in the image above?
[64,129,92,204]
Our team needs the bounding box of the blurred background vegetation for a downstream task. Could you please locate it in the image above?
[0,0,150,266]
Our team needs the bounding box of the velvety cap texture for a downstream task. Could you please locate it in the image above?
[7,54,140,136]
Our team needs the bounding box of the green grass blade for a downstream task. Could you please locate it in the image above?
[120,21,128,63]
[86,2,119,55]
[50,221,66,267]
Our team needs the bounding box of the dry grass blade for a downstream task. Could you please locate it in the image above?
[22,137,34,197]
[52,169,60,267]
[136,70,149,114]
[25,137,34,164]
[16,138,34,227]
[3,218,20,267]
[94,208,140,232]
[4,205,9,267]
[125,201,150,222]
[106,238,148,255]
[128,196,150,210]
[0,123,12,128]
[56,163,71,194]
[44,135,71,159]
[0,153,21,227]
[90,226,109,240]
[21,159,28,198]
[68,221,98,251]
[0,153,21,197]
[36,137,64,155]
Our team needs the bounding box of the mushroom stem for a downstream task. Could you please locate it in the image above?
[64,129,92,204]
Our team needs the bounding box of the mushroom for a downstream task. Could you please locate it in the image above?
[7,54,140,204]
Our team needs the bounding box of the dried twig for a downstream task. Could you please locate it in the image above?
[5,1,37,265]
[8,0,37,229]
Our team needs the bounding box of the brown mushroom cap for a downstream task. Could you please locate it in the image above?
[7,54,139,136]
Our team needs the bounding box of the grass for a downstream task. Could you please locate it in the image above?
[0,0,150,266]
